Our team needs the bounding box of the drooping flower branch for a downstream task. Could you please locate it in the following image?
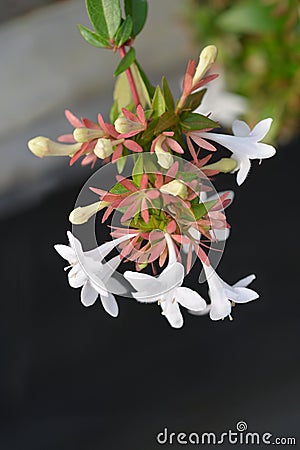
[27,0,276,328]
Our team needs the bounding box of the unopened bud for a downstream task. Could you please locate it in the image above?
[160,180,188,199]
[114,117,142,135]
[73,127,104,143]
[202,158,237,173]
[94,138,114,159]
[69,201,109,224]
[193,45,218,86]
[28,136,81,158]
[154,136,174,169]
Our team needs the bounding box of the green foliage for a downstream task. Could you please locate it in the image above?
[184,0,300,141]
[109,100,119,123]
[125,0,148,36]
[86,0,122,40]
[192,200,218,220]
[114,47,136,76]
[151,86,166,118]
[113,62,151,111]
[132,154,144,185]
[78,25,111,48]
[154,111,179,135]
[217,0,284,34]
[115,16,133,47]
[183,89,207,112]
[162,77,175,111]
[181,113,219,131]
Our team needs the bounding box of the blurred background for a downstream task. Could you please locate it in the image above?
[0,1,299,449]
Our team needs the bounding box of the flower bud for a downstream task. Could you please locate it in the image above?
[114,117,142,135]
[28,136,81,158]
[73,127,104,143]
[202,158,237,173]
[193,45,218,86]
[94,138,114,159]
[69,201,109,224]
[154,136,174,169]
[160,180,188,199]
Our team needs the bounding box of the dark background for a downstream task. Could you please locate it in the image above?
[0,135,299,449]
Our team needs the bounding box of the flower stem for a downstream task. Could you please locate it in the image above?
[119,46,140,108]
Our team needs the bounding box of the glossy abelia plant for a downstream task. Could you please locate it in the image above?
[28,0,276,328]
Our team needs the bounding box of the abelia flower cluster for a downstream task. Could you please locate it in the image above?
[28,43,276,329]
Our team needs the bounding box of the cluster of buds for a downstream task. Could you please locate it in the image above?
[28,0,276,330]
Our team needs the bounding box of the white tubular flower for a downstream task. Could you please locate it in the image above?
[54,232,135,317]
[124,234,207,328]
[193,45,218,86]
[73,127,104,143]
[201,265,259,321]
[200,119,276,185]
[69,201,109,225]
[94,138,114,159]
[160,180,188,199]
[28,137,81,158]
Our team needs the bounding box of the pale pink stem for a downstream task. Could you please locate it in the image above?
[119,46,140,108]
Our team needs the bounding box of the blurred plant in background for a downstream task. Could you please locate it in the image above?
[184,0,300,142]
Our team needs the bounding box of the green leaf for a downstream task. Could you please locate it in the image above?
[115,15,133,47]
[154,111,179,135]
[162,76,175,111]
[110,182,128,194]
[125,0,148,36]
[114,47,136,76]
[181,113,219,131]
[109,100,119,123]
[140,117,159,142]
[113,62,151,111]
[132,154,144,185]
[144,109,153,120]
[86,0,122,39]
[178,172,198,182]
[183,89,207,112]
[78,25,110,48]
[193,200,218,220]
[135,61,156,98]
[151,86,166,118]
[217,0,281,34]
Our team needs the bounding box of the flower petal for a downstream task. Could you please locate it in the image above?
[209,296,231,321]
[212,227,230,241]
[100,292,119,317]
[225,286,259,303]
[159,262,184,290]
[248,143,276,159]
[161,300,183,328]
[124,271,159,292]
[232,120,250,137]
[81,280,98,307]
[174,287,207,311]
[234,155,251,186]
[68,265,87,288]
[233,274,256,288]
[250,118,272,140]
[54,244,76,264]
